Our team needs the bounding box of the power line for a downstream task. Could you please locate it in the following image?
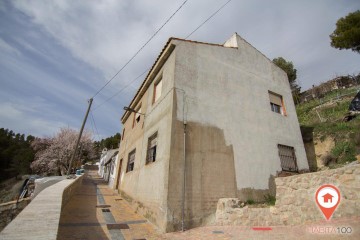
[91,0,189,99]
[185,0,232,39]
[93,69,149,111]
[93,0,233,112]
[90,111,101,141]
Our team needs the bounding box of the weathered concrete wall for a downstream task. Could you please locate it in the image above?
[166,33,308,230]
[167,118,237,231]
[216,163,360,226]
[62,175,84,209]
[0,199,30,232]
[114,47,176,232]
[300,126,317,172]
[173,34,308,200]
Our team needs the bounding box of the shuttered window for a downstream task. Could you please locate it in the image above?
[126,149,136,172]
[132,104,142,128]
[153,77,163,103]
[146,132,158,164]
[269,91,285,115]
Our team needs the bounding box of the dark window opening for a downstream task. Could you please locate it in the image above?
[278,144,298,172]
[146,132,158,164]
[126,149,136,172]
[269,91,285,115]
[270,103,281,113]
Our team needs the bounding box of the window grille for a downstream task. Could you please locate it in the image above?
[278,144,298,172]
[127,149,136,172]
[146,132,158,164]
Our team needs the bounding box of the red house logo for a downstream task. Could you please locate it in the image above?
[322,193,333,203]
[315,185,341,220]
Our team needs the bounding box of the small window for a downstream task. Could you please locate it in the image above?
[132,104,142,128]
[126,149,136,172]
[153,76,163,103]
[269,91,286,115]
[278,144,298,172]
[146,132,158,164]
[122,128,125,140]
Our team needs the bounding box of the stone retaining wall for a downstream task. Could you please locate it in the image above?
[216,163,360,226]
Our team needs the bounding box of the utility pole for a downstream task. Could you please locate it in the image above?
[67,98,93,175]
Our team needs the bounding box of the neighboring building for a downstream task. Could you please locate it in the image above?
[108,152,120,188]
[98,148,119,183]
[113,33,309,232]
[300,75,359,103]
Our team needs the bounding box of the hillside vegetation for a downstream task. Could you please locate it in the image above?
[296,87,360,168]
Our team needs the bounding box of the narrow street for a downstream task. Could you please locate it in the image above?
[57,170,360,240]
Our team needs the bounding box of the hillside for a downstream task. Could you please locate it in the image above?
[296,87,360,169]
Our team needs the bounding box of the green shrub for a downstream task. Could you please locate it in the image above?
[331,141,357,164]
[264,194,276,206]
[246,199,255,205]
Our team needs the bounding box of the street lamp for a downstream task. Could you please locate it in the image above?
[123,106,145,115]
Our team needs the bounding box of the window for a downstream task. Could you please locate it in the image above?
[153,76,163,103]
[110,159,115,175]
[269,91,285,115]
[278,144,298,172]
[146,132,158,164]
[122,128,125,140]
[126,149,136,172]
[132,104,142,128]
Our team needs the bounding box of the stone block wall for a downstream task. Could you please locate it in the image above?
[216,163,360,226]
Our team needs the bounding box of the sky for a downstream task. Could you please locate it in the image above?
[0,0,359,139]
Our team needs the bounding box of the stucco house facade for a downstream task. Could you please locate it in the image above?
[113,33,309,232]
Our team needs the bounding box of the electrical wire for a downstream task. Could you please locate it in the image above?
[93,0,234,112]
[91,0,189,99]
[93,69,149,111]
[185,0,232,39]
[90,111,101,141]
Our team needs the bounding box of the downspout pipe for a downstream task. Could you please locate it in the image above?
[181,121,187,232]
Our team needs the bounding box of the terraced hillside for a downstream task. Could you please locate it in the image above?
[296,87,360,169]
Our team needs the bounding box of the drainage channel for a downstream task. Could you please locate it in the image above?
[96,186,127,240]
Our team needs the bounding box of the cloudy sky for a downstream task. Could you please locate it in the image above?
[0,0,359,139]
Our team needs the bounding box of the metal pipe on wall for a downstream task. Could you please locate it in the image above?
[181,122,187,231]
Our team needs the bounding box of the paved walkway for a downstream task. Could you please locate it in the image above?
[57,171,360,240]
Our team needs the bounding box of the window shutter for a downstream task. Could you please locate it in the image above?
[269,92,282,106]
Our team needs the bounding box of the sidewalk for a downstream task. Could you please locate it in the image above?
[57,171,360,240]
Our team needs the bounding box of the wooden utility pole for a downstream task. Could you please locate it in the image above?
[67,98,93,175]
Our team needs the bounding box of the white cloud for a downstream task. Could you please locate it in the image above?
[2,0,360,138]
[0,102,64,137]
[0,37,21,55]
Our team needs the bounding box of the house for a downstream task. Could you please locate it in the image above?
[322,193,333,203]
[113,33,309,232]
[98,148,119,183]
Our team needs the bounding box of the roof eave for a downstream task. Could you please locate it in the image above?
[121,38,177,123]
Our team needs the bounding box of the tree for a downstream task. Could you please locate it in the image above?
[330,10,360,53]
[0,128,35,181]
[272,57,301,103]
[30,128,96,175]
